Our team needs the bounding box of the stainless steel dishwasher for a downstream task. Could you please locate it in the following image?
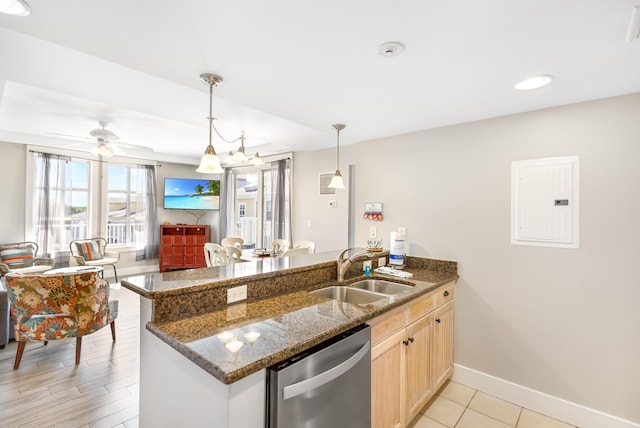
[266,324,371,428]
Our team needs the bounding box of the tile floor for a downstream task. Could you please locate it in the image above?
[409,381,577,428]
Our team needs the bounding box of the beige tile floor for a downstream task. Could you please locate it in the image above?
[409,381,577,428]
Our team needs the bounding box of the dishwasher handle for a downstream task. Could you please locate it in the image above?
[282,340,370,401]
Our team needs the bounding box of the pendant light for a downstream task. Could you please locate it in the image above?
[227,132,249,164]
[328,123,346,189]
[196,73,224,174]
[0,0,30,16]
[197,73,265,170]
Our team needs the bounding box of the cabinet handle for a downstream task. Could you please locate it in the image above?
[436,318,441,323]
[408,337,414,343]
[443,290,449,297]
[403,340,410,346]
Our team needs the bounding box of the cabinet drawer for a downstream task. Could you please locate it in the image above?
[368,305,405,346]
[406,291,435,324]
[434,282,455,308]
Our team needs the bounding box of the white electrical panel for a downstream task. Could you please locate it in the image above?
[511,156,579,248]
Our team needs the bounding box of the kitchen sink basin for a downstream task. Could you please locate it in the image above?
[349,279,413,295]
[310,286,388,304]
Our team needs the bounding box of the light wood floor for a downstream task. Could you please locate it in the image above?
[0,285,140,428]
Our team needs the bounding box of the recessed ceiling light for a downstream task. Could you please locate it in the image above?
[515,74,554,91]
[377,42,405,58]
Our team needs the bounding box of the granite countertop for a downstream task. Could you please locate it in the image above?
[145,268,457,385]
[122,250,340,298]
[121,252,457,385]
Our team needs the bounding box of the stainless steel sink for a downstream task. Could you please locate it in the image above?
[349,279,413,295]
[310,286,389,304]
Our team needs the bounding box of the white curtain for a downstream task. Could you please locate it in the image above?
[33,152,69,267]
[219,167,235,240]
[270,159,291,244]
[134,164,159,260]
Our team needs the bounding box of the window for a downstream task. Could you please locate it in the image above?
[28,147,158,266]
[106,164,148,245]
[31,156,91,253]
[225,157,291,250]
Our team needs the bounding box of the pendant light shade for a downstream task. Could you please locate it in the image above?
[196,144,223,173]
[250,152,265,166]
[0,0,30,16]
[196,73,224,174]
[328,123,346,189]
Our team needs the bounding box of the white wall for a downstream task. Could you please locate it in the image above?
[349,93,638,423]
[0,142,26,242]
[156,162,221,241]
[291,145,355,253]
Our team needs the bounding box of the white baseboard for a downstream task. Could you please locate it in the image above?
[452,364,640,428]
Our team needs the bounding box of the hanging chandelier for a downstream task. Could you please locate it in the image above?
[196,73,264,173]
[328,123,346,189]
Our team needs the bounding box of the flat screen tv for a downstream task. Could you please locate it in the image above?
[163,178,221,210]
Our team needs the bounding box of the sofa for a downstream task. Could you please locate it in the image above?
[0,277,14,348]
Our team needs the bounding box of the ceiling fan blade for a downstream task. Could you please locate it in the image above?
[47,132,91,141]
[111,144,126,156]
[113,141,154,152]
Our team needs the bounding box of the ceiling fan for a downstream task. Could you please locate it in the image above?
[53,121,153,157]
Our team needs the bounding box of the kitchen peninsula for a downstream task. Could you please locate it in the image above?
[121,250,458,427]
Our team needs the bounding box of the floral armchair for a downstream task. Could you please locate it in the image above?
[0,241,54,276]
[69,237,120,282]
[5,270,119,369]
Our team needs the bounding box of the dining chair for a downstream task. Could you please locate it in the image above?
[293,240,316,254]
[282,247,312,257]
[271,239,290,256]
[204,243,230,266]
[221,237,244,250]
[5,270,118,369]
[223,245,243,263]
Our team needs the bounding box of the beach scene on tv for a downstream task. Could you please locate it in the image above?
[164,178,221,210]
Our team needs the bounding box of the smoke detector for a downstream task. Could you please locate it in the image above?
[377,42,405,58]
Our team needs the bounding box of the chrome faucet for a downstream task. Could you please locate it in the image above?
[337,248,375,282]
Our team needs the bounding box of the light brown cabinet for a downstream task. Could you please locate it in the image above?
[369,281,455,428]
[432,300,454,390]
[159,225,209,272]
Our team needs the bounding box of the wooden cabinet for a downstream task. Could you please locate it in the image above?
[159,225,209,272]
[432,300,454,390]
[369,281,455,428]
[371,305,406,428]
[405,313,435,423]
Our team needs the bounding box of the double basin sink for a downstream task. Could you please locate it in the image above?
[310,279,413,305]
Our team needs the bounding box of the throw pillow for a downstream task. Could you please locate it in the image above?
[0,247,35,268]
[75,241,103,261]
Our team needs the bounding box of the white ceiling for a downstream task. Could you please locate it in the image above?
[0,0,639,163]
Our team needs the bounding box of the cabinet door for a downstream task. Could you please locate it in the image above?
[405,314,434,424]
[432,301,454,390]
[372,329,405,428]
